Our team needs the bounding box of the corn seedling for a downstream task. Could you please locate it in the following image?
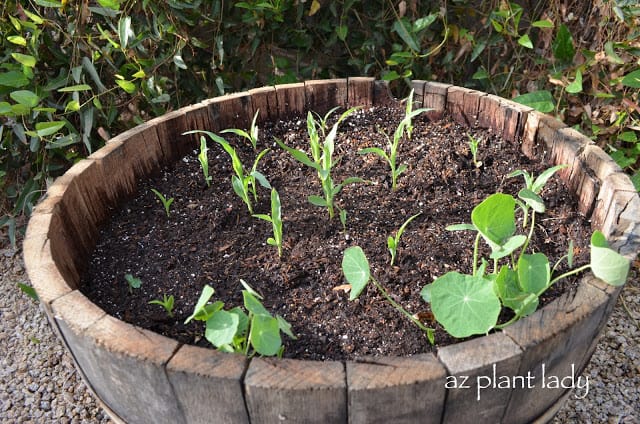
[221,109,260,150]
[253,188,284,257]
[149,294,175,318]
[150,188,174,217]
[467,134,482,168]
[277,107,363,219]
[388,212,421,266]
[185,130,271,214]
[197,136,212,187]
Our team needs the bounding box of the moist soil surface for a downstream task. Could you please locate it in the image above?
[80,106,591,361]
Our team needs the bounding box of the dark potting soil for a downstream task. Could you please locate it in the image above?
[80,106,591,361]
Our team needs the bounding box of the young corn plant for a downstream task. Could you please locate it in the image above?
[276,107,363,220]
[185,130,271,214]
[421,172,630,339]
[342,246,435,344]
[197,136,212,187]
[253,188,284,257]
[388,212,421,266]
[150,188,174,217]
[358,106,430,191]
[221,109,260,150]
[149,294,175,318]
[184,280,296,357]
[467,134,483,168]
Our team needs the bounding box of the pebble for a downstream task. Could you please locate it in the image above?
[2,245,638,422]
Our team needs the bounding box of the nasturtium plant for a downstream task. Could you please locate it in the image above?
[422,167,631,339]
[185,280,296,357]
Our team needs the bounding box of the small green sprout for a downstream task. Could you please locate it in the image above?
[17,283,39,302]
[221,109,260,150]
[124,274,142,294]
[184,280,296,357]
[150,188,174,217]
[508,164,568,228]
[185,130,271,214]
[358,103,430,191]
[388,212,421,266]
[467,133,482,168]
[277,107,363,220]
[197,136,212,187]
[342,246,435,344]
[149,294,175,318]
[253,188,284,257]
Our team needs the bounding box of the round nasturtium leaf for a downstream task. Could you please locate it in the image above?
[205,310,239,348]
[471,193,517,249]
[250,314,281,356]
[590,231,629,286]
[430,272,501,338]
[517,253,550,294]
[342,246,371,300]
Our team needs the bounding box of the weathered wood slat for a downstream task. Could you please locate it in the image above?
[207,92,254,134]
[347,77,375,107]
[54,297,184,424]
[305,79,348,114]
[421,81,451,120]
[244,358,346,424]
[502,281,610,424]
[249,86,279,124]
[347,354,446,424]
[438,333,522,423]
[275,83,307,118]
[166,345,249,424]
[148,109,191,164]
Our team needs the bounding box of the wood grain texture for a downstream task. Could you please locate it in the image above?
[521,109,542,159]
[244,358,346,424]
[305,79,348,114]
[421,81,451,120]
[347,354,446,424]
[438,333,522,423]
[166,345,249,424]
[148,109,191,163]
[89,140,137,207]
[477,94,502,132]
[502,281,609,424]
[207,92,253,134]
[347,77,375,107]
[64,313,184,424]
[249,86,279,124]
[275,83,306,118]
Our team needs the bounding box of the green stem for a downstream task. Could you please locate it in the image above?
[371,277,432,334]
[472,232,481,276]
[548,264,591,287]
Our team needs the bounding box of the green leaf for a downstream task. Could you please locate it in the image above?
[11,53,37,68]
[97,0,120,10]
[488,235,527,260]
[590,231,630,286]
[205,310,239,348]
[621,69,640,88]
[10,90,40,108]
[342,246,371,300]
[115,79,136,94]
[308,195,327,207]
[553,24,575,63]
[118,16,132,50]
[513,90,555,113]
[618,131,638,143]
[471,193,517,248]
[518,188,545,213]
[566,69,583,94]
[604,41,625,65]
[336,25,348,41]
[35,121,65,137]
[414,13,437,32]
[430,272,501,338]
[518,34,533,49]
[276,315,297,339]
[243,290,270,316]
[531,164,567,193]
[250,315,281,356]
[517,253,550,294]
[7,36,27,46]
[532,19,554,28]
[392,18,420,52]
[184,285,215,324]
[446,223,476,231]
[228,307,249,337]
[34,0,63,7]
[0,71,30,88]
[173,54,188,69]
[18,283,39,301]
[58,84,92,92]
[494,266,538,315]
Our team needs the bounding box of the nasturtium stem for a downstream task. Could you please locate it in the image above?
[473,232,481,276]
[371,277,432,334]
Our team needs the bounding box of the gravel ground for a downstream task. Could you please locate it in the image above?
[1,241,638,423]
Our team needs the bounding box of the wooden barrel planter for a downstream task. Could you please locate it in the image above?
[24,78,640,424]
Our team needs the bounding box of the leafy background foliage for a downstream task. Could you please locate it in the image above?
[1,0,639,247]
